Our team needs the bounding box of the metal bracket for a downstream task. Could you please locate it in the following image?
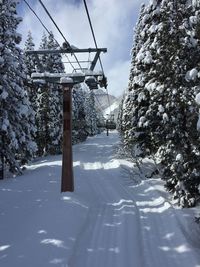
[26,47,107,78]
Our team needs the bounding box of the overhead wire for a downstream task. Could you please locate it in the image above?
[82,0,111,113]
[38,0,70,47]
[23,0,76,71]
[82,0,104,73]
[38,0,83,71]
[23,0,52,37]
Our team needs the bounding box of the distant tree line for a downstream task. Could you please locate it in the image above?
[0,0,101,178]
[118,0,200,207]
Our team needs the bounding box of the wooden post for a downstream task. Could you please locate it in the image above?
[106,120,109,136]
[61,85,74,192]
[107,127,109,136]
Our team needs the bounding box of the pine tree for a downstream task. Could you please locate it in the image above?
[35,33,50,156]
[24,31,36,78]
[35,32,64,155]
[0,0,36,175]
[84,90,98,136]
[72,84,88,143]
[23,31,38,141]
[122,0,200,206]
[121,3,152,157]
[24,31,38,105]
[117,93,125,133]
[46,33,64,154]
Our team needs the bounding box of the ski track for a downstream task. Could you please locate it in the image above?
[0,131,200,267]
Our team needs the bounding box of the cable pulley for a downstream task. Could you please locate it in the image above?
[85,76,98,90]
[98,75,107,89]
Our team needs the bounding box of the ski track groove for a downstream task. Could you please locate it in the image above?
[69,160,144,267]
[114,176,146,267]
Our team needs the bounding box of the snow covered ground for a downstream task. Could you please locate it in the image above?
[103,101,119,117]
[0,131,200,267]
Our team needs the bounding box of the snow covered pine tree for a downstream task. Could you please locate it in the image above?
[35,33,50,156]
[46,32,64,154]
[120,3,152,157]
[0,0,36,176]
[24,31,38,113]
[72,84,88,144]
[35,32,64,156]
[84,90,99,136]
[120,0,200,207]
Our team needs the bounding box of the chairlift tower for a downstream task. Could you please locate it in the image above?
[26,45,107,192]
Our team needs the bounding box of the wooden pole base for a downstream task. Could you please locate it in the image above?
[61,85,74,192]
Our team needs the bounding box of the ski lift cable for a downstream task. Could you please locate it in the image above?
[38,0,83,71]
[82,0,104,73]
[23,0,76,71]
[23,0,52,39]
[83,0,111,113]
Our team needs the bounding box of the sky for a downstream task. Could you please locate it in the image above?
[18,0,148,97]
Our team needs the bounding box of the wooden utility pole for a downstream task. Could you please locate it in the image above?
[61,81,74,192]
[106,119,109,136]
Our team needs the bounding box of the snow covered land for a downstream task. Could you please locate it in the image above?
[0,131,200,267]
[103,99,120,119]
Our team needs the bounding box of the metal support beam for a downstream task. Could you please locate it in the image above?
[26,47,107,55]
[61,84,74,192]
[31,72,104,85]
[31,72,85,85]
[90,51,100,71]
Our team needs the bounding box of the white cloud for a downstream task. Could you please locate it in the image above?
[18,0,147,96]
[107,60,130,97]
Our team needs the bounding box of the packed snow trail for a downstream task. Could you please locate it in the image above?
[0,131,200,267]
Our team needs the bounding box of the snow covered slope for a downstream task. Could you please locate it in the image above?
[93,89,121,121]
[103,98,121,120]
[0,132,200,267]
[94,89,117,110]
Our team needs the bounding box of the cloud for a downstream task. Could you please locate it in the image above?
[18,0,147,96]
[107,60,131,97]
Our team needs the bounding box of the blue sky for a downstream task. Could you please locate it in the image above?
[18,0,148,96]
